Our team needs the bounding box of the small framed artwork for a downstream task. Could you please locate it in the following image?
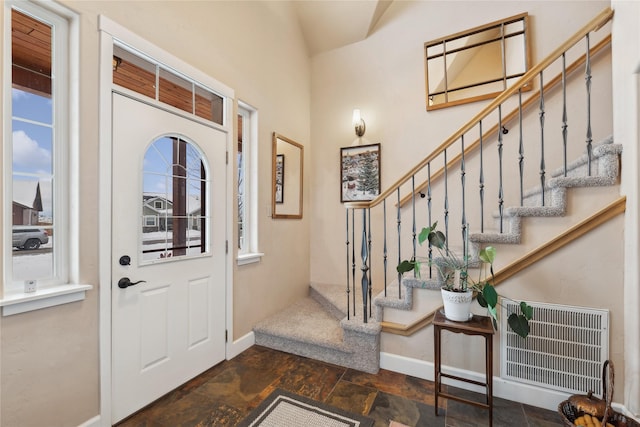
[275,154,285,204]
[340,143,381,203]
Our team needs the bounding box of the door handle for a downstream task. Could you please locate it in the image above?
[118,277,146,289]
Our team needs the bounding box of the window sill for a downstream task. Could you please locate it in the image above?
[237,252,264,266]
[0,284,93,316]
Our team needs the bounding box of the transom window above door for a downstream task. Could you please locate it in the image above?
[112,45,224,125]
[142,136,209,262]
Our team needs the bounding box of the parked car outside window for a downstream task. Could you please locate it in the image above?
[12,229,49,250]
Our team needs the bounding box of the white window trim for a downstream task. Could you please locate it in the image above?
[236,101,263,265]
[1,1,91,315]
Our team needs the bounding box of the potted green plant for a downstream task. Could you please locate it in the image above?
[397,222,533,338]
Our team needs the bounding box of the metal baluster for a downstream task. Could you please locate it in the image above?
[411,176,417,275]
[427,163,433,278]
[346,209,351,320]
[539,71,546,206]
[498,105,505,233]
[361,209,369,322]
[479,121,485,232]
[562,52,568,177]
[585,33,593,176]
[367,208,372,317]
[460,135,467,259]
[396,188,402,299]
[518,89,525,206]
[383,199,388,297]
[351,209,356,316]
[444,149,449,247]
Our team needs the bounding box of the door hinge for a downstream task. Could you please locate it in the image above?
[226,151,229,164]
[225,240,228,254]
[225,330,228,342]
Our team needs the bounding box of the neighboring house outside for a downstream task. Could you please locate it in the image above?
[12,181,43,226]
[142,193,172,232]
[142,192,202,233]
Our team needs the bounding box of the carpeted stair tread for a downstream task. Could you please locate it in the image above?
[309,282,349,319]
[253,297,346,351]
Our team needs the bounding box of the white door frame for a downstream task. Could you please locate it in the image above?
[98,16,235,427]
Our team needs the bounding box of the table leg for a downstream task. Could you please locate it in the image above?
[434,325,441,416]
[486,334,493,427]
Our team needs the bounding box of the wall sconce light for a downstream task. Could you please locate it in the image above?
[352,109,366,137]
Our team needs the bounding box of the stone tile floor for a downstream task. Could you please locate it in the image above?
[115,345,566,426]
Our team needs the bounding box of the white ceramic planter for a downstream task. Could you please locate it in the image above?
[441,288,473,322]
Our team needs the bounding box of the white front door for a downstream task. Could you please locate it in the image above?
[111,93,227,423]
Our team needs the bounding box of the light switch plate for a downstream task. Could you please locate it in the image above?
[24,280,37,293]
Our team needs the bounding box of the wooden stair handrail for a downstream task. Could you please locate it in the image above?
[344,7,614,211]
[382,196,626,336]
[396,34,612,208]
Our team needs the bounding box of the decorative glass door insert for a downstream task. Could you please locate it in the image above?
[142,136,209,262]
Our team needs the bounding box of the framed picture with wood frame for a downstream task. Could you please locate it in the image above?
[340,143,381,203]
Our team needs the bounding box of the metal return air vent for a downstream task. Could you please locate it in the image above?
[501,302,609,395]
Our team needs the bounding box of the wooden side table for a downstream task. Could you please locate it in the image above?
[433,309,495,426]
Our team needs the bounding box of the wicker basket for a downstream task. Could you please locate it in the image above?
[558,360,640,427]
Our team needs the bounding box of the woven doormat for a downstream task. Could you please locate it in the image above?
[237,388,375,427]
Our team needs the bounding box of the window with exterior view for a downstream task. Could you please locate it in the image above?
[142,136,208,262]
[236,103,261,264]
[9,7,59,287]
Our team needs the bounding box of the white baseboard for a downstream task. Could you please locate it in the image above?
[381,352,635,418]
[227,331,254,359]
[77,415,101,427]
[381,351,569,412]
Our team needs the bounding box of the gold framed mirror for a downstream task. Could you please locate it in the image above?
[425,12,532,111]
[272,133,303,219]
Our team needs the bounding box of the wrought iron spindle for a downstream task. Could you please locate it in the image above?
[427,163,433,278]
[383,199,388,297]
[351,209,356,315]
[479,121,485,232]
[460,135,467,257]
[443,149,449,246]
[346,210,351,320]
[360,209,369,322]
[585,33,593,176]
[367,208,372,317]
[518,89,525,206]
[498,105,505,233]
[539,71,546,206]
[562,52,568,177]
[396,188,402,299]
[411,176,417,272]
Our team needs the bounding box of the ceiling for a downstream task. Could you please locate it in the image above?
[293,0,394,56]
[11,0,395,91]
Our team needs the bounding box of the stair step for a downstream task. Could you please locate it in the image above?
[253,292,382,373]
[310,282,348,319]
[254,297,346,351]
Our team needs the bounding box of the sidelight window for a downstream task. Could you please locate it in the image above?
[2,0,89,315]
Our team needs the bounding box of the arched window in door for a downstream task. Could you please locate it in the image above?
[142,136,208,262]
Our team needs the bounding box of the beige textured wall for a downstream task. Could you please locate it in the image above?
[1,1,310,426]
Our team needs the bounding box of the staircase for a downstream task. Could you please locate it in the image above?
[253,136,622,374]
[253,8,618,375]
